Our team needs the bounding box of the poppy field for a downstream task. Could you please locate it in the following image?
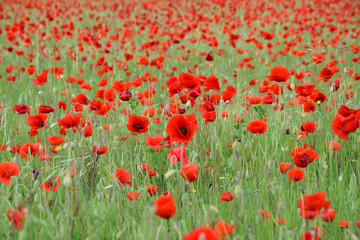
[1,0,360,239]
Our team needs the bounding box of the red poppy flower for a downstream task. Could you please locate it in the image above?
[295,96,316,113]
[326,141,341,152]
[213,220,237,238]
[19,142,41,160]
[304,149,319,163]
[318,68,335,81]
[295,85,316,97]
[249,96,263,105]
[220,192,233,202]
[32,71,47,85]
[146,185,159,196]
[246,119,267,135]
[293,151,309,168]
[166,76,183,97]
[65,166,76,178]
[166,114,198,143]
[6,76,17,82]
[202,111,217,125]
[46,136,64,146]
[7,208,28,230]
[27,65,35,75]
[95,102,111,115]
[168,146,189,166]
[89,100,103,112]
[291,146,319,168]
[260,210,271,222]
[337,105,360,118]
[301,226,324,240]
[180,163,198,182]
[201,101,216,113]
[40,175,61,192]
[141,163,151,171]
[300,122,317,134]
[71,94,89,105]
[104,88,116,102]
[309,89,327,103]
[58,113,82,129]
[0,162,20,186]
[145,135,164,151]
[28,128,39,136]
[320,208,336,222]
[137,56,149,65]
[298,192,331,220]
[142,107,156,117]
[0,145,7,150]
[126,115,149,134]
[81,124,93,137]
[126,191,140,201]
[222,85,237,102]
[119,91,133,101]
[287,168,304,182]
[115,169,132,187]
[27,114,47,129]
[312,53,325,64]
[179,73,200,89]
[124,53,134,61]
[337,220,348,229]
[58,101,67,111]
[72,103,83,112]
[183,227,218,240]
[38,105,55,113]
[278,162,291,173]
[112,81,132,94]
[50,146,61,153]
[154,194,176,219]
[203,74,220,92]
[273,217,286,224]
[13,104,30,115]
[332,114,360,140]
[294,71,305,79]
[266,65,290,82]
[93,145,108,155]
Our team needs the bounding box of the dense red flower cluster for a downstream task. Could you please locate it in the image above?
[0,0,359,237]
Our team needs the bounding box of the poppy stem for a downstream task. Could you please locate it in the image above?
[167,218,170,235]
[257,134,261,164]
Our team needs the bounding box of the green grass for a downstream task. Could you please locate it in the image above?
[0,0,360,239]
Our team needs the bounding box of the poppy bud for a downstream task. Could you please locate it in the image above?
[178,108,186,114]
[165,169,177,179]
[180,163,198,182]
[33,168,39,181]
[234,185,241,197]
[63,174,72,187]
[119,91,132,101]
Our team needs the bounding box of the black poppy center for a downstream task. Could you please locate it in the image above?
[299,154,309,165]
[133,123,143,131]
[179,127,188,136]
